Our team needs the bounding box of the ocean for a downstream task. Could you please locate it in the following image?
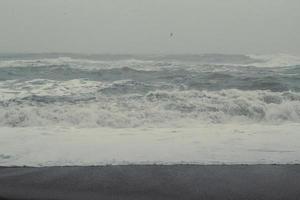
[1,53,300,166]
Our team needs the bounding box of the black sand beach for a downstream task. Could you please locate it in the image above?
[0,165,300,200]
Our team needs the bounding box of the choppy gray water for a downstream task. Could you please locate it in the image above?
[0,53,300,127]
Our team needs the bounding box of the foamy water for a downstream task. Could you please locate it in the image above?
[0,53,300,166]
[0,53,300,128]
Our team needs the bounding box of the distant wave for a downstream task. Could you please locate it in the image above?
[246,54,300,68]
[1,53,300,69]
[1,64,299,91]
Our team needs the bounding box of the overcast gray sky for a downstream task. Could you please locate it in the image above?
[0,0,299,54]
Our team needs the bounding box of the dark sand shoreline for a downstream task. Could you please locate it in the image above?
[1,165,300,200]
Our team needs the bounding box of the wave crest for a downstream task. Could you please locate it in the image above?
[1,89,300,127]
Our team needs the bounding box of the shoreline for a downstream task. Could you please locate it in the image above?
[1,164,300,200]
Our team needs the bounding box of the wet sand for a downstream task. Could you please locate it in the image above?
[0,165,300,200]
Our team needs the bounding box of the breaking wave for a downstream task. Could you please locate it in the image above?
[0,82,300,127]
[0,53,300,128]
[247,54,300,68]
[1,53,299,70]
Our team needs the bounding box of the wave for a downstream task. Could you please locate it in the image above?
[246,54,300,68]
[0,79,175,102]
[1,87,300,127]
[0,79,103,102]
[1,62,299,92]
[1,53,299,70]
[0,54,299,128]
[0,56,173,72]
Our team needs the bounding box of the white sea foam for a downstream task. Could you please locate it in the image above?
[0,79,104,101]
[0,79,300,127]
[1,124,300,166]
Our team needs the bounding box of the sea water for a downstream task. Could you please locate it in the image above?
[0,53,300,166]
